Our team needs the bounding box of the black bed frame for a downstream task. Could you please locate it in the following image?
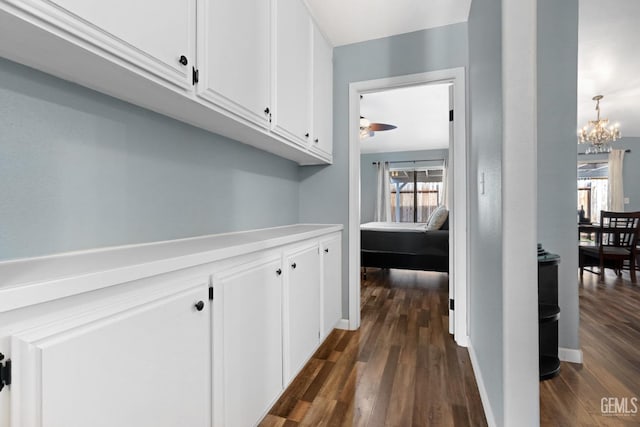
[360,225,449,274]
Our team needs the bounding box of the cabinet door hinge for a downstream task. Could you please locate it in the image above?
[449,299,455,310]
[192,67,199,85]
[0,354,11,393]
[209,286,214,301]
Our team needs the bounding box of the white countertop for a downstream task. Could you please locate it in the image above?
[0,224,343,312]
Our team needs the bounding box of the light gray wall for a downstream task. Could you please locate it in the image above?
[578,137,640,212]
[360,149,448,223]
[537,0,580,351]
[298,24,469,318]
[0,58,300,261]
[467,0,504,424]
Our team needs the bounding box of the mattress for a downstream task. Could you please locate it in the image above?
[360,222,429,232]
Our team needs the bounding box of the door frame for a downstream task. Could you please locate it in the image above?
[347,68,469,346]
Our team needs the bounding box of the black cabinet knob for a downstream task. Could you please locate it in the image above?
[324,248,329,253]
[179,55,188,66]
[264,107,270,114]
[314,138,319,143]
[305,133,309,138]
[291,263,297,269]
[194,301,205,311]
[276,268,282,276]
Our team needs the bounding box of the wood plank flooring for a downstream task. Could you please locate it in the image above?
[539,270,640,426]
[260,268,487,427]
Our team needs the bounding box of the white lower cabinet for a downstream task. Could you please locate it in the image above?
[0,226,342,427]
[283,243,321,382]
[211,255,283,427]
[321,235,342,338]
[9,277,210,427]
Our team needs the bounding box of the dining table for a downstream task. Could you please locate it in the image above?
[578,223,602,246]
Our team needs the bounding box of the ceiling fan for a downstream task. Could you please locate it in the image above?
[359,116,397,138]
[359,95,397,138]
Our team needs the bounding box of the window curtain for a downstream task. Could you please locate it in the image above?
[441,159,449,208]
[608,149,625,212]
[374,161,392,222]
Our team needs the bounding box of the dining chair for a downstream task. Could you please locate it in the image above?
[579,211,640,283]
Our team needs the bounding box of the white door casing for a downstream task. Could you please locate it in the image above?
[348,68,469,346]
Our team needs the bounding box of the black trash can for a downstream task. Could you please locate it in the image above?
[538,244,560,380]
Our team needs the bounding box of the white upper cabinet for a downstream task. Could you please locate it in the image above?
[272,0,312,147]
[197,0,271,128]
[0,0,334,164]
[311,26,333,158]
[6,0,196,89]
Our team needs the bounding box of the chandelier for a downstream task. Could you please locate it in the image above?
[578,95,621,154]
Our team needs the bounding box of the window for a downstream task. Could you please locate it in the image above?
[389,168,443,222]
[577,161,608,224]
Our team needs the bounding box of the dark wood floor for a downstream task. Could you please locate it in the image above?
[539,269,640,426]
[260,268,487,427]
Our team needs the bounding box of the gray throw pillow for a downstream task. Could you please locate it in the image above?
[426,205,449,230]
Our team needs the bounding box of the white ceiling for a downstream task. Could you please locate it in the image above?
[359,83,451,154]
[578,0,640,137]
[304,0,640,139]
[304,0,472,47]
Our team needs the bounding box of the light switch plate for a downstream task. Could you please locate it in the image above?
[624,197,630,205]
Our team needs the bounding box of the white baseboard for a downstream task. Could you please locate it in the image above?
[558,347,583,364]
[467,341,497,427]
[455,334,469,347]
[335,319,350,330]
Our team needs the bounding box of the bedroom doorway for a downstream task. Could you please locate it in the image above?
[347,69,469,346]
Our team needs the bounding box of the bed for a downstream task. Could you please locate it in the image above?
[360,219,449,273]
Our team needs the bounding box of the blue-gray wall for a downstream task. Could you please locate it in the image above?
[538,0,580,352]
[298,24,469,318]
[0,58,300,260]
[578,137,640,212]
[467,0,504,424]
[360,149,448,223]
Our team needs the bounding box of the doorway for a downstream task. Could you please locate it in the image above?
[347,68,468,346]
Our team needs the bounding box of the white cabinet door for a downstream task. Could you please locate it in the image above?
[11,0,196,89]
[211,257,283,427]
[311,26,333,159]
[197,0,270,127]
[9,278,210,427]
[321,236,342,338]
[272,0,312,147]
[284,244,320,381]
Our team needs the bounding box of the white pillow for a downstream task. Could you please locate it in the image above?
[426,205,449,230]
